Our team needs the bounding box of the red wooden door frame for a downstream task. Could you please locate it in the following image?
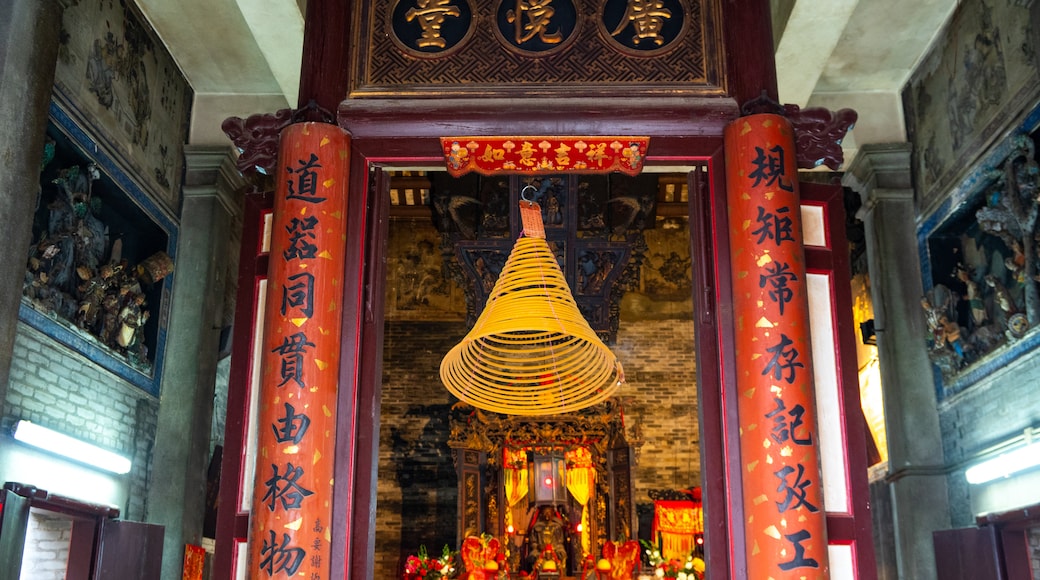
[333,135,736,578]
[214,191,273,580]
[800,181,879,579]
[215,147,877,580]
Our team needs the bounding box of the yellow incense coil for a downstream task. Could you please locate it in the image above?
[440,202,624,416]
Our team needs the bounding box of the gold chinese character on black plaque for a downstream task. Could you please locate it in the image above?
[390,0,475,58]
[494,0,580,56]
[599,0,687,56]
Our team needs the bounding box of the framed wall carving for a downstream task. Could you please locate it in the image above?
[904,0,1040,216]
[918,110,1040,396]
[19,103,178,397]
[51,0,192,216]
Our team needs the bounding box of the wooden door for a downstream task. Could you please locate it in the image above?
[932,526,1004,580]
[93,520,165,579]
[0,488,30,580]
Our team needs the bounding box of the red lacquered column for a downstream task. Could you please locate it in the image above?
[249,122,350,580]
[724,113,830,579]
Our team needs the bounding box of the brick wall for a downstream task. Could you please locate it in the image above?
[377,320,467,579]
[937,347,1040,526]
[375,318,698,578]
[20,509,73,580]
[1,322,158,521]
[612,319,700,510]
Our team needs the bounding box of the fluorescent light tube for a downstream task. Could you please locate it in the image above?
[13,420,132,475]
[965,443,1040,485]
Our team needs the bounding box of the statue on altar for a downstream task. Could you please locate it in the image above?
[527,506,567,572]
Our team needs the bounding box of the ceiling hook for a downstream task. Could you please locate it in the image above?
[520,184,538,203]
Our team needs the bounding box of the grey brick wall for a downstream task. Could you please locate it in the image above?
[2,322,158,521]
[20,509,73,580]
[612,319,700,504]
[937,346,1040,526]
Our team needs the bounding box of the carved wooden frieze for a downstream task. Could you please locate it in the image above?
[352,0,724,97]
[447,399,630,457]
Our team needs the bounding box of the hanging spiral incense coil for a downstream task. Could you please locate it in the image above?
[440,200,624,415]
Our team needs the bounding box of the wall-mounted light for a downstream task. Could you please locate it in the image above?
[13,420,131,475]
[965,430,1040,485]
[859,319,876,346]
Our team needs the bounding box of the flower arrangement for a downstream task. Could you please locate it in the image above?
[404,545,457,579]
[640,540,705,580]
[460,534,508,579]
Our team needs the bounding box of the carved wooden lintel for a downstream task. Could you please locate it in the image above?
[447,399,633,459]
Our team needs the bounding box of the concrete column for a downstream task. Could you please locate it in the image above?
[146,146,242,580]
[0,0,62,412]
[843,144,950,580]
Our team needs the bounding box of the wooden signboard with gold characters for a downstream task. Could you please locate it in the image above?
[351,0,724,98]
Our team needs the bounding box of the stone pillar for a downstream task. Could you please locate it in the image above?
[146,146,242,580]
[0,0,62,411]
[843,143,950,580]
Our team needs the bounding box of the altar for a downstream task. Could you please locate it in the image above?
[447,398,639,577]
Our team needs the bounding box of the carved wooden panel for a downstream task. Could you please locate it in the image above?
[351,0,724,97]
[609,446,635,542]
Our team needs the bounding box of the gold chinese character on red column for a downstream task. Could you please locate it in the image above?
[610,0,672,46]
[507,0,562,45]
[406,0,462,49]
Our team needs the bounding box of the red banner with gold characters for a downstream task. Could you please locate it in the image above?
[441,136,649,176]
[249,122,350,579]
[724,113,829,578]
[182,544,205,580]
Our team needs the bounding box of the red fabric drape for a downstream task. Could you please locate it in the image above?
[652,500,701,560]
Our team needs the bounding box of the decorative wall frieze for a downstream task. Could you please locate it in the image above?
[921,134,1040,385]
